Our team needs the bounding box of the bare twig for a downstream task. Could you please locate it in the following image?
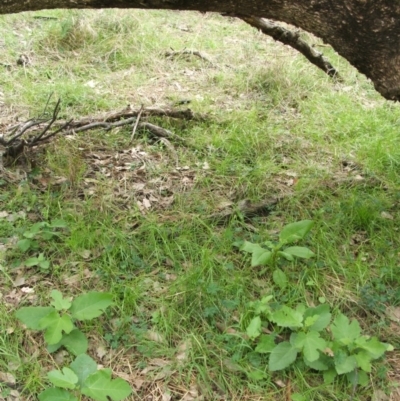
[235,15,341,80]
[129,104,144,144]
[30,98,61,144]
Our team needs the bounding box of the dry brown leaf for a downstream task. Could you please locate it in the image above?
[54,350,69,365]
[96,345,107,360]
[175,339,191,365]
[372,389,389,401]
[142,198,151,209]
[222,358,242,372]
[323,347,334,357]
[162,391,172,401]
[202,161,210,170]
[181,384,202,401]
[20,287,34,294]
[216,200,234,210]
[0,371,16,386]
[387,307,400,323]
[79,250,92,259]
[274,379,286,388]
[133,377,145,390]
[12,276,25,287]
[146,331,166,344]
[132,183,146,191]
[381,211,394,220]
[7,362,19,371]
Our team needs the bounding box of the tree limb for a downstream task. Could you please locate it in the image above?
[237,15,341,80]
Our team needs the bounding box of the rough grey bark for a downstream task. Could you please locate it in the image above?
[1,0,400,101]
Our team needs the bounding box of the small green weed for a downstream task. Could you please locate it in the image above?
[16,290,132,401]
[16,219,67,271]
[235,220,315,288]
[244,296,392,386]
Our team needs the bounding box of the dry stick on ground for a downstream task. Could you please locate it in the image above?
[129,104,144,144]
[165,49,214,66]
[1,98,72,157]
[207,198,281,225]
[236,15,341,80]
[1,105,194,160]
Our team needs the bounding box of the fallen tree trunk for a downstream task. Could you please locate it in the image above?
[1,0,400,101]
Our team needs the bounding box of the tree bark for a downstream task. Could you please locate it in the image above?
[1,0,400,101]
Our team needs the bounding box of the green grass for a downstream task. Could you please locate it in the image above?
[1,8,400,401]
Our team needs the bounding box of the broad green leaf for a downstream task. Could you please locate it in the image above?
[279,220,314,244]
[291,394,306,401]
[331,314,361,345]
[251,249,272,266]
[15,306,53,330]
[284,246,315,259]
[17,239,32,252]
[271,306,303,328]
[81,369,132,401]
[70,292,113,321]
[23,222,45,238]
[304,315,319,328]
[25,256,39,267]
[50,219,68,228]
[292,331,327,362]
[60,329,88,356]
[269,342,298,371]
[277,251,294,262]
[39,388,78,401]
[39,312,74,344]
[240,242,272,266]
[346,369,369,386]
[247,370,267,381]
[323,369,337,384]
[335,354,357,375]
[252,296,273,315]
[240,241,263,253]
[303,355,329,371]
[355,336,388,359]
[39,260,50,270]
[272,269,287,289]
[47,342,63,353]
[51,290,72,311]
[42,230,59,240]
[246,316,262,340]
[355,351,372,372]
[48,329,88,355]
[303,304,331,332]
[47,368,78,389]
[70,354,98,385]
[255,335,276,353]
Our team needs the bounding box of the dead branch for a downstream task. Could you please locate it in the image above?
[1,102,197,160]
[207,198,280,225]
[1,97,72,157]
[54,106,198,132]
[130,105,144,144]
[165,49,214,66]
[137,122,186,142]
[236,15,341,80]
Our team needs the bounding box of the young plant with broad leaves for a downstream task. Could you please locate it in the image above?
[234,220,315,288]
[17,220,68,271]
[244,296,393,386]
[15,290,132,401]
